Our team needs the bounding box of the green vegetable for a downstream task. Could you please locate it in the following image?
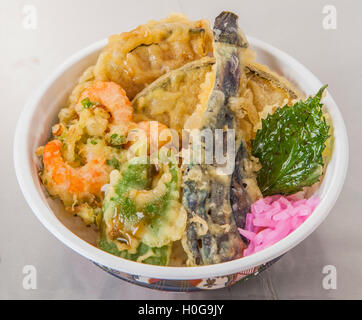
[97,238,170,266]
[251,85,330,196]
[90,140,97,145]
[106,157,120,170]
[81,97,96,109]
[108,156,179,236]
[110,133,125,147]
[98,152,182,266]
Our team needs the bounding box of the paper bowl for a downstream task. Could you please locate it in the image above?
[14,36,348,291]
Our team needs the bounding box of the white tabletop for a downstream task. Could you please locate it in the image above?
[1,0,361,299]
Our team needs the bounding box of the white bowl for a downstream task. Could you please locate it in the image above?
[13,37,349,291]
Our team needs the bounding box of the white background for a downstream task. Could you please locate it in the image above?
[1,0,361,299]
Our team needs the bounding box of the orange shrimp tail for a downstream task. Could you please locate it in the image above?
[43,140,70,185]
[43,140,107,195]
[80,81,133,125]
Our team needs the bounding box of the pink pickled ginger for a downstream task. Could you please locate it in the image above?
[239,195,320,256]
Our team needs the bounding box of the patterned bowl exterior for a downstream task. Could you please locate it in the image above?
[93,256,282,291]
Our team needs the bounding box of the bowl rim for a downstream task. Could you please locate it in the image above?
[13,36,349,280]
